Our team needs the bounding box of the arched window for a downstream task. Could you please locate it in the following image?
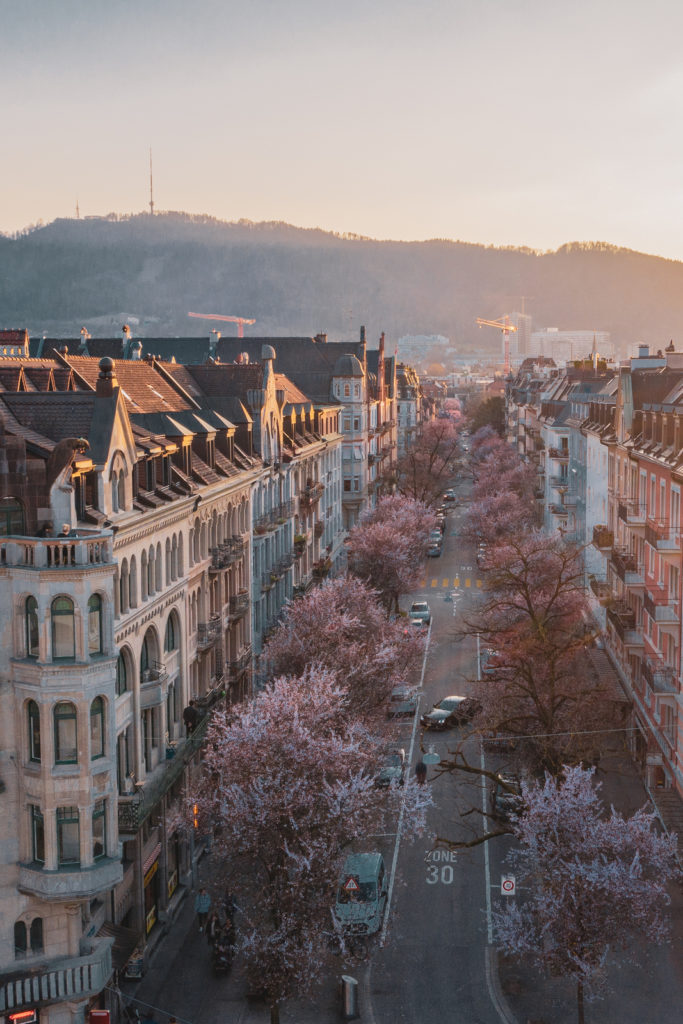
[117,473,125,512]
[54,701,78,764]
[14,921,27,959]
[25,596,39,658]
[92,799,106,860]
[90,697,105,759]
[164,614,177,652]
[30,918,43,953]
[116,652,128,695]
[0,497,25,537]
[28,700,41,763]
[30,805,44,863]
[88,594,103,655]
[120,560,129,614]
[111,471,119,512]
[51,597,75,659]
[140,628,157,683]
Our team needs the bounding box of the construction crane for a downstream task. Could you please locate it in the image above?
[188,311,256,338]
[475,314,518,374]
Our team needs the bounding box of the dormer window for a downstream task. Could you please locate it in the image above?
[206,439,215,468]
[146,460,155,491]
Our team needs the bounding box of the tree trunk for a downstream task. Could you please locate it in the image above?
[577,979,585,1024]
[270,1002,280,1024]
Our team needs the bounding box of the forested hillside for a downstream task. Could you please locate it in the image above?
[2,212,683,354]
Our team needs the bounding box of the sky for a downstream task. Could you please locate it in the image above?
[4,0,683,260]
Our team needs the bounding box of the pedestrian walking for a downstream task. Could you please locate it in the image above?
[183,700,199,737]
[194,887,212,933]
[415,759,427,784]
[206,910,220,945]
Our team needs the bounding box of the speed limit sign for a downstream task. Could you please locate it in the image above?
[501,874,516,896]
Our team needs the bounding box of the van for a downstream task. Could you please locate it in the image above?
[334,852,387,935]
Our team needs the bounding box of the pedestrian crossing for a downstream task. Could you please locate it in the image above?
[419,576,484,589]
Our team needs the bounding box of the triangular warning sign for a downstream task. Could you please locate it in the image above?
[343,876,360,892]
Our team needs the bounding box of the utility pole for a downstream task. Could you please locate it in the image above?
[149,147,155,216]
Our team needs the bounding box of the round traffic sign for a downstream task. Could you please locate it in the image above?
[501,874,516,895]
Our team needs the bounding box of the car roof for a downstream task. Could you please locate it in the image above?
[341,852,384,879]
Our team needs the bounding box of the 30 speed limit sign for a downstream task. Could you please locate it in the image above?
[501,874,516,896]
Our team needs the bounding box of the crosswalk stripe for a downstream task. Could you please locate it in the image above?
[430,579,438,587]
[465,578,471,588]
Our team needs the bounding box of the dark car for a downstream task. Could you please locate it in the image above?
[443,489,457,503]
[427,542,442,557]
[387,685,418,718]
[420,695,482,730]
[490,773,524,820]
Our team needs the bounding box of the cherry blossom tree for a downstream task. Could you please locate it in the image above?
[264,574,424,716]
[191,666,431,1023]
[463,531,617,773]
[468,394,505,435]
[464,429,537,543]
[494,765,680,1024]
[347,495,436,612]
[391,418,462,505]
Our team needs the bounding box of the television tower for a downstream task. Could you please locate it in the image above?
[149,147,155,216]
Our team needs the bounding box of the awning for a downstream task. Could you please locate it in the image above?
[98,921,140,970]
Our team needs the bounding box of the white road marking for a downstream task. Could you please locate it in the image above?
[380,620,431,946]
[480,740,493,944]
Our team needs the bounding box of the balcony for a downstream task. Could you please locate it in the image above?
[314,521,324,538]
[645,518,681,554]
[312,557,332,580]
[610,548,644,586]
[606,603,642,646]
[0,530,113,571]
[642,656,678,695]
[618,500,646,526]
[228,592,249,621]
[589,576,612,606]
[226,646,252,683]
[19,857,122,902]
[548,504,568,517]
[644,586,679,624]
[547,447,569,461]
[209,535,246,572]
[261,572,276,591]
[139,663,169,709]
[118,715,211,833]
[592,525,614,551]
[299,482,325,510]
[0,936,112,1015]
[196,616,221,650]
[550,475,569,490]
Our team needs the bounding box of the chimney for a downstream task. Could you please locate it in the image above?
[122,324,132,341]
[638,344,649,358]
[79,327,90,353]
[314,333,327,344]
[209,330,221,358]
[96,357,118,398]
[131,340,143,361]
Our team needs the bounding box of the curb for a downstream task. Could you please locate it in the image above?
[485,945,519,1024]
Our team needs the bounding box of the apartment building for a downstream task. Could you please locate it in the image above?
[0,345,344,1023]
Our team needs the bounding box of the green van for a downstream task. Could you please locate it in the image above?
[334,852,387,936]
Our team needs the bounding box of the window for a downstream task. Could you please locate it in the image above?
[344,479,351,492]
[0,497,25,537]
[92,800,106,860]
[117,473,125,511]
[88,594,103,655]
[30,805,45,863]
[54,702,78,765]
[56,806,80,866]
[25,597,39,658]
[28,700,41,763]
[164,615,177,652]
[14,921,27,959]
[30,918,43,954]
[51,597,75,659]
[90,697,105,760]
[140,631,152,682]
[344,384,350,397]
[116,652,128,695]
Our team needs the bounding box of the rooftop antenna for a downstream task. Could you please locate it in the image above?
[149,147,155,216]
[75,198,80,219]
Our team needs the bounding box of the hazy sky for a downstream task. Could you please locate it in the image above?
[4,0,683,259]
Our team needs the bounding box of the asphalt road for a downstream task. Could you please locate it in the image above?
[363,481,514,1024]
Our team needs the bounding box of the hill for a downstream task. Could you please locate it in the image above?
[2,212,683,355]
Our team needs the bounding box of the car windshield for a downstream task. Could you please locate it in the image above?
[337,881,376,904]
[412,603,428,612]
[385,754,402,766]
[439,697,463,711]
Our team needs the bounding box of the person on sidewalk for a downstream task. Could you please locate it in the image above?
[194,887,212,933]
[183,700,199,737]
[415,759,427,784]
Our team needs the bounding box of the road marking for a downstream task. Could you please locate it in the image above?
[454,576,460,586]
[442,578,449,587]
[381,620,431,947]
[465,578,471,588]
[477,579,482,588]
[480,741,493,944]
[430,579,437,588]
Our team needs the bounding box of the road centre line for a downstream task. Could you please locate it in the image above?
[380,619,431,946]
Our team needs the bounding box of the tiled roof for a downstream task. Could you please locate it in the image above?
[274,373,310,405]
[1,392,97,444]
[184,363,264,397]
[62,355,193,414]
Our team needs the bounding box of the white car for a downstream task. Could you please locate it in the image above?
[409,601,431,625]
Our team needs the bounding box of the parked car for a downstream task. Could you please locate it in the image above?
[436,504,449,516]
[375,747,406,787]
[443,489,457,502]
[477,543,488,566]
[490,773,524,820]
[387,685,418,717]
[427,542,442,557]
[429,529,443,544]
[334,852,388,936]
[421,695,482,730]
[409,601,431,624]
